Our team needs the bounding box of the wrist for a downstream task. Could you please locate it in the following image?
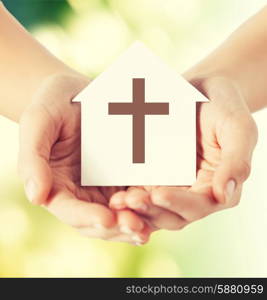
[183,67,252,112]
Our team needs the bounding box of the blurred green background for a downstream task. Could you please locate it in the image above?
[1,0,267,277]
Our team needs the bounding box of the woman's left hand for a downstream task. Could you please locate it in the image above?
[110,75,258,231]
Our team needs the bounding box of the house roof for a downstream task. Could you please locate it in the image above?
[73,41,209,103]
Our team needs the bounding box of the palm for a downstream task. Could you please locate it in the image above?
[114,77,258,231]
[19,75,154,244]
[48,101,125,206]
[46,102,150,243]
[158,78,249,202]
[109,100,224,230]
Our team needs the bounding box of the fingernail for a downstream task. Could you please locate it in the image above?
[120,225,134,234]
[25,179,37,203]
[132,235,143,245]
[225,180,236,202]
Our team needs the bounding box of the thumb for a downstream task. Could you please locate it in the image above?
[18,106,56,205]
[213,113,258,204]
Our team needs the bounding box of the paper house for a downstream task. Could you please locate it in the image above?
[73,42,208,186]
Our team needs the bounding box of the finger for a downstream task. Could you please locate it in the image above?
[77,226,135,245]
[108,230,150,245]
[77,224,138,245]
[150,187,220,222]
[18,106,56,205]
[108,235,140,245]
[78,219,152,246]
[110,223,152,245]
[78,210,152,245]
[127,187,188,230]
[77,226,118,240]
[117,209,145,234]
[109,190,128,210]
[99,186,126,201]
[45,189,116,229]
[112,187,188,230]
[213,113,258,204]
[110,188,149,212]
[123,187,150,211]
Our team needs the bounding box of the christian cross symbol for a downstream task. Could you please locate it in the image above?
[108,78,169,163]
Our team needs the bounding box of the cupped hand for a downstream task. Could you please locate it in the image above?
[110,76,258,231]
[18,73,151,245]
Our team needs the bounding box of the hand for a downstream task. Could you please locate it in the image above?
[110,76,258,231]
[18,73,151,245]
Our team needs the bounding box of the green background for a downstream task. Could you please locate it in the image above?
[0,0,267,277]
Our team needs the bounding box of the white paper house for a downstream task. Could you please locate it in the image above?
[73,42,208,186]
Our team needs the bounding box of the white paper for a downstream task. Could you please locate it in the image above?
[73,42,208,186]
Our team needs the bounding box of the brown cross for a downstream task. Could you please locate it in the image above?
[108,78,169,163]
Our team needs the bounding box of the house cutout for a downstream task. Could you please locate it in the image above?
[73,42,208,186]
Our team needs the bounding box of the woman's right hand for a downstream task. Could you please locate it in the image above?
[18,73,151,245]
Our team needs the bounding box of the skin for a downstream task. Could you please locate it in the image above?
[0,3,151,245]
[18,74,153,244]
[1,3,266,243]
[111,6,267,230]
[0,2,77,120]
[110,76,258,230]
